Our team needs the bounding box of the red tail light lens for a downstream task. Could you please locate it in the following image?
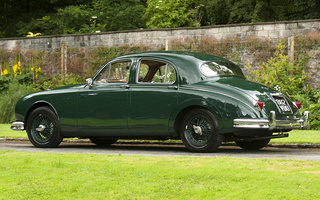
[254,101,264,110]
[293,102,301,109]
[257,101,264,109]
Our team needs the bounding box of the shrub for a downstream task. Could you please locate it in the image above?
[0,80,36,123]
[247,40,320,129]
[34,74,85,91]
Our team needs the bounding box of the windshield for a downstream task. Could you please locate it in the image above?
[200,61,245,78]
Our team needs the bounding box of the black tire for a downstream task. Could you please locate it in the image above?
[89,138,118,147]
[180,109,222,153]
[235,139,271,150]
[26,107,63,148]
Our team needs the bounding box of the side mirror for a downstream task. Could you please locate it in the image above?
[86,78,93,88]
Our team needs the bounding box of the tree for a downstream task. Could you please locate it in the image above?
[144,0,195,28]
[92,0,147,32]
[294,0,320,20]
[16,5,94,36]
[195,0,230,25]
[13,0,147,36]
[0,0,92,37]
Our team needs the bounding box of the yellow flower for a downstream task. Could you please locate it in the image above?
[1,69,8,76]
[13,64,18,73]
[12,62,21,78]
[27,32,41,37]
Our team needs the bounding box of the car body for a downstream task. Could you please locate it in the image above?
[11,51,309,152]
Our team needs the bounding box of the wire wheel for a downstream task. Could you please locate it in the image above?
[180,109,222,152]
[184,114,213,148]
[31,114,54,144]
[27,107,63,148]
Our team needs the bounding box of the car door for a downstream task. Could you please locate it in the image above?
[76,60,132,136]
[128,58,178,136]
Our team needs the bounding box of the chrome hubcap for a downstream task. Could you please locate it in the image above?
[36,125,46,132]
[193,125,202,135]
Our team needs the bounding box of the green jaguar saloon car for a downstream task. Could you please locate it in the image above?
[11,51,309,152]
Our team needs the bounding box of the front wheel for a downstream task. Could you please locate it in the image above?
[180,109,222,153]
[26,107,63,148]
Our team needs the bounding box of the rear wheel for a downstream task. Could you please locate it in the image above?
[27,107,63,148]
[235,139,271,150]
[180,109,222,153]
[89,138,118,147]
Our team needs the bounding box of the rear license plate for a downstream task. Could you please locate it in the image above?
[272,96,292,113]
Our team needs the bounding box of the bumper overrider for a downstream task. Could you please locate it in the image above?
[11,121,25,131]
[233,111,310,130]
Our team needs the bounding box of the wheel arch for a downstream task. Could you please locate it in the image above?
[25,101,59,128]
[173,103,223,138]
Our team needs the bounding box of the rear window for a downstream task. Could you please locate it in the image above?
[200,61,245,78]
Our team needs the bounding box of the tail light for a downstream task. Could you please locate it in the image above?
[293,102,301,109]
[254,101,264,111]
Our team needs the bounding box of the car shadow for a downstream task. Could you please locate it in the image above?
[57,142,286,154]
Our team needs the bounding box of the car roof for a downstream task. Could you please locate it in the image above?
[110,51,235,84]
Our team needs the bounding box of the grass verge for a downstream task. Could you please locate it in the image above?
[0,151,319,199]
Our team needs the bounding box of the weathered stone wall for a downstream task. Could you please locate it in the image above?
[1,19,319,51]
[0,19,319,88]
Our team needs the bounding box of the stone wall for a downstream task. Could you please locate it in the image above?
[0,19,319,88]
[1,19,319,51]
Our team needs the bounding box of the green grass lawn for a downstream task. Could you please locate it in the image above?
[0,150,319,199]
[1,124,320,199]
[1,124,319,144]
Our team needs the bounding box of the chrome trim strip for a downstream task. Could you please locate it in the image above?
[233,111,309,130]
[11,121,25,131]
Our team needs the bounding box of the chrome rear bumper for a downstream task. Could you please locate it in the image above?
[11,121,25,131]
[233,111,309,130]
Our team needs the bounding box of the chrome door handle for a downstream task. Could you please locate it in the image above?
[120,85,130,89]
[167,85,178,90]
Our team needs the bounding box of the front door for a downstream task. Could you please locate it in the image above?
[77,60,132,136]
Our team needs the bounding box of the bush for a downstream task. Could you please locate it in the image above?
[0,80,36,123]
[34,74,85,91]
[247,40,320,130]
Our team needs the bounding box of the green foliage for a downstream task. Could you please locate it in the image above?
[34,74,85,91]
[196,0,229,25]
[144,0,195,28]
[294,0,320,19]
[2,0,320,37]
[92,0,147,32]
[15,1,147,36]
[17,5,94,36]
[0,80,36,123]
[247,40,320,129]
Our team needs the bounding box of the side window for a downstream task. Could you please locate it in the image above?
[138,63,150,82]
[152,64,175,83]
[137,60,176,84]
[96,60,131,83]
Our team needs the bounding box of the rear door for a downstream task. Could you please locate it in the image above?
[128,58,178,135]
